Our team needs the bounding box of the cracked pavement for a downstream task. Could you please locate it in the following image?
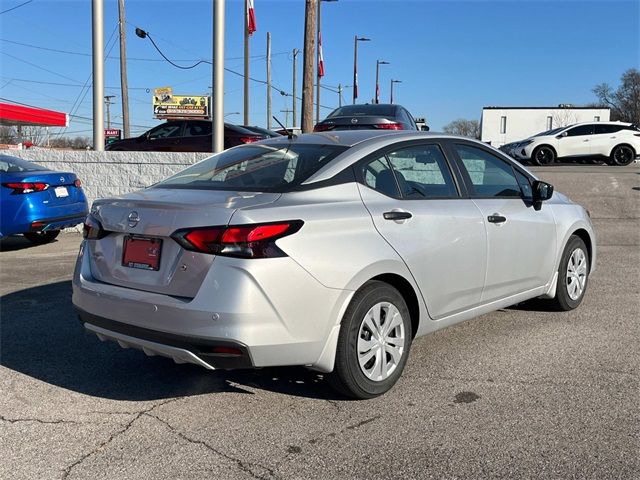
[1,164,639,479]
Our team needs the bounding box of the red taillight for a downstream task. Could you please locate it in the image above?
[83,215,108,239]
[2,182,49,194]
[374,123,404,130]
[172,221,303,258]
[313,123,334,132]
[74,178,82,188]
[239,136,261,144]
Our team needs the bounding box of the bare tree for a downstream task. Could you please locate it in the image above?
[552,110,578,128]
[442,119,480,139]
[0,126,17,144]
[20,126,47,145]
[593,68,640,124]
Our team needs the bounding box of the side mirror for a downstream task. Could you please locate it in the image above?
[556,131,568,139]
[532,180,554,210]
[420,125,430,131]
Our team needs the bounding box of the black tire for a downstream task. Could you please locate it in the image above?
[23,230,60,245]
[327,281,413,399]
[610,145,635,166]
[548,236,590,311]
[532,146,556,166]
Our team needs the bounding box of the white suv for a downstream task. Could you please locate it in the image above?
[503,122,640,166]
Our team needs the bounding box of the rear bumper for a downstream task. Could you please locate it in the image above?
[78,309,253,369]
[30,211,88,232]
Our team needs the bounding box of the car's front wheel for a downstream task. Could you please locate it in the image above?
[23,230,60,245]
[328,281,412,399]
[549,235,590,311]
[532,146,556,166]
[610,145,635,166]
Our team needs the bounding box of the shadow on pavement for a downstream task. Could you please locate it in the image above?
[0,235,53,252]
[0,281,344,401]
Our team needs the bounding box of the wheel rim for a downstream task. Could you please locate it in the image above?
[566,248,588,300]
[614,147,633,165]
[357,302,405,382]
[536,148,553,165]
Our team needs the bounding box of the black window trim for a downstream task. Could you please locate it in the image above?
[445,139,534,201]
[353,139,465,200]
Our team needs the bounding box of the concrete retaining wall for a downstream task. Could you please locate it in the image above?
[8,150,210,205]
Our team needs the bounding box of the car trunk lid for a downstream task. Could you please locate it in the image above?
[87,188,281,298]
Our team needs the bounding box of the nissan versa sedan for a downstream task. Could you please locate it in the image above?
[73,131,596,399]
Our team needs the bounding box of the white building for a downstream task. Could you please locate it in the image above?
[480,106,610,147]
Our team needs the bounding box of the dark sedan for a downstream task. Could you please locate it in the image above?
[106,121,265,152]
[314,104,420,132]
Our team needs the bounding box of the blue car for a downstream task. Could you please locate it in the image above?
[0,154,88,244]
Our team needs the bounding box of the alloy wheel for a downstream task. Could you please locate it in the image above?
[357,302,406,382]
[614,146,634,166]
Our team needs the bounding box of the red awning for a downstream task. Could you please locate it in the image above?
[0,102,68,127]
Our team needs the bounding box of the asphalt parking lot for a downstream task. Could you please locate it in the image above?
[1,164,638,479]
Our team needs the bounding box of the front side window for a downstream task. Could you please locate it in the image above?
[454,144,521,198]
[386,144,458,199]
[155,143,347,192]
[566,124,594,137]
[148,123,183,139]
[515,169,533,200]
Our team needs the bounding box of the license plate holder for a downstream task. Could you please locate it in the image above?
[122,236,162,271]
[54,186,69,198]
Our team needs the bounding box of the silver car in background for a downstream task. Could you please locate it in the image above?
[73,131,596,399]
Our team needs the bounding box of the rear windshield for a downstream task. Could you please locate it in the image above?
[154,143,348,192]
[328,105,395,118]
[0,155,47,173]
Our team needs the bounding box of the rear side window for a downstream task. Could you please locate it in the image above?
[454,144,521,198]
[155,143,348,192]
[362,157,400,198]
[185,122,212,137]
[386,144,458,198]
[594,124,623,134]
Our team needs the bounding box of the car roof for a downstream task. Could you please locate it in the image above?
[564,121,632,128]
[256,130,461,148]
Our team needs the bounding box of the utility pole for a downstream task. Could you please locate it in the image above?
[266,32,272,130]
[338,83,342,107]
[292,48,299,128]
[374,59,389,104]
[212,0,225,153]
[353,35,370,105]
[117,0,130,138]
[280,108,293,127]
[301,0,317,133]
[315,0,337,124]
[92,0,105,151]
[104,95,115,128]
[243,0,250,126]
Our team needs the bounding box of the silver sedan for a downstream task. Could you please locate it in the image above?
[73,131,596,399]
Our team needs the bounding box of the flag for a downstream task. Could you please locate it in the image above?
[317,31,325,78]
[247,0,257,35]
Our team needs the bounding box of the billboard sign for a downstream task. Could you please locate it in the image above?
[152,88,209,119]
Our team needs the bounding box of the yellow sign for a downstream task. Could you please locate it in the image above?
[152,92,209,119]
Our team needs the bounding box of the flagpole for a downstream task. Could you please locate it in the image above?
[243,0,249,126]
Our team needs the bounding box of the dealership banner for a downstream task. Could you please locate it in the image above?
[152,89,209,119]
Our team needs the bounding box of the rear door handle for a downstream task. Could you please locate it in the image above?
[487,214,507,224]
[383,211,412,221]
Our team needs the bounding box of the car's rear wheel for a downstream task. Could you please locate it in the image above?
[532,146,556,166]
[23,230,60,245]
[610,145,635,166]
[549,235,589,311]
[327,281,412,399]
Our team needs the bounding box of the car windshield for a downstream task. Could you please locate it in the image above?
[0,155,47,173]
[328,105,395,117]
[154,143,348,192]
[533,127,565,137]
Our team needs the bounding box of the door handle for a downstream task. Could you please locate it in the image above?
[383,211,412,221]
[583,139,589,142]
[487,214,507,224]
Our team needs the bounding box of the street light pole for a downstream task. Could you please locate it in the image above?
[390,79,401,104]
[352,35,370,105]
[292,48,299,127]
[92,0,104,151]
[374,59,389,104]
[212,0,225,153]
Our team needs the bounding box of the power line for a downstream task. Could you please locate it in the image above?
[0,0,33,15]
